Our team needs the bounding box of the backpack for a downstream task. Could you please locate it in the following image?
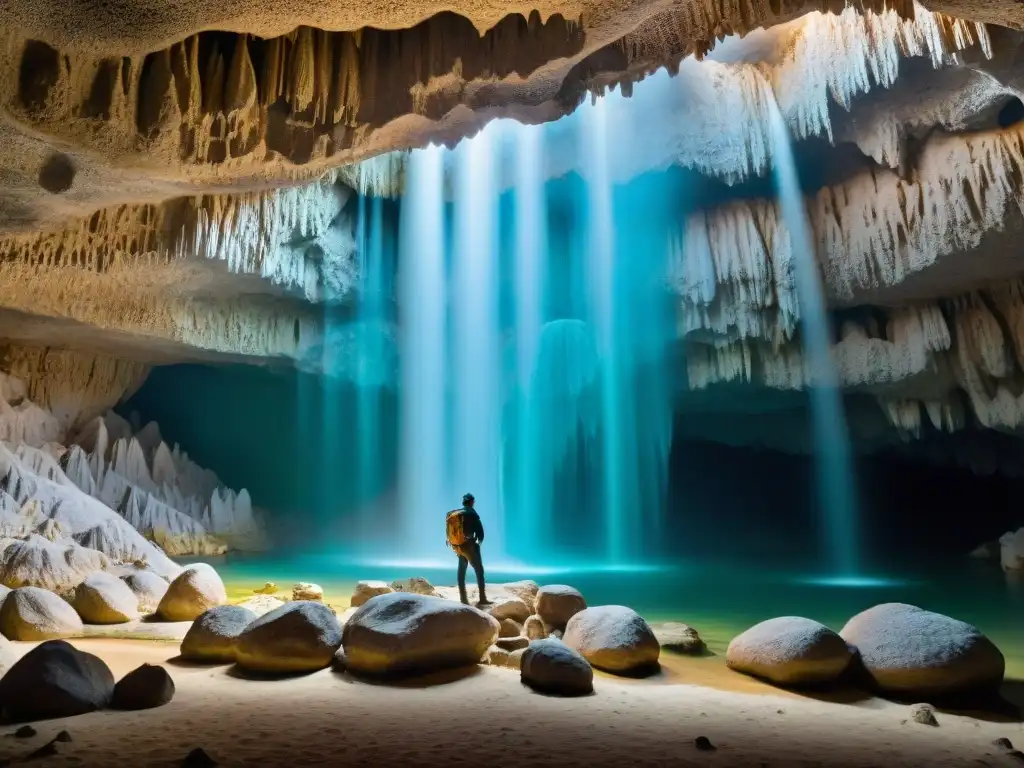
[446,509,468,547]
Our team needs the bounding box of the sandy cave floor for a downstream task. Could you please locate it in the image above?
[0,639,1021,767]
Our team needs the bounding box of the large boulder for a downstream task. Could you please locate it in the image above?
[121,571,169,613]
[73,572,140,624]
[157,564,227,621]
[0,639,114,721]
[180,605,257,663]
[563,605,660,674]
[840,603,1005,699]
[0,586,83,640]
[111,663,175,710]
[235,601,342,673]
[535,585,586,630]
[343,592,499,677]
[351,580,393,607]
[521,638,593,696]
[726,617,853,686]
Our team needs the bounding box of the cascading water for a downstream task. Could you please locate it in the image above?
[765,94,861,580]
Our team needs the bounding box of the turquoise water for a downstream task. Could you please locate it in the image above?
[189,552,1024,678]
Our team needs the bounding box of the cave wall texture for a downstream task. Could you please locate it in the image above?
[4,0,1024,487]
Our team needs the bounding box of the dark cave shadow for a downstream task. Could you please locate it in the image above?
[224,665,323,681]
[165,655,229,670]
[599,662,663,680]
[343,664,484,689]
[519,681,597,699]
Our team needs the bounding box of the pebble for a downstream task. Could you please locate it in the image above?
[910,703,938,726]
[695,736,716,751]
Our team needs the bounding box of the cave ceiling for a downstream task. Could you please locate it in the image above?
[4,0,1024,468]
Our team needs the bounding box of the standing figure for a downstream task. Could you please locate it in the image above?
[446,493,488,605]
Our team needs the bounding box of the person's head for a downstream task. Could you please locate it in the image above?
[462,493,475,508]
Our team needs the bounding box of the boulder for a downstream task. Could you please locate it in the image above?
[524,614,548,640]
[563,605,660,674]
[235,601,342,673]
[0,533,110,592]
[343,592,499,677]
[390,577,435,596]
[653,622,706,655]
[236,595,286,616]
[180,605,257,663]
[0,639,114,721]
[840,603,1005,699]
[726,616,853,685]
[121,571,168,613]
[292,582,323,602]
[535,585,586,630]
[487,597,532,624]
[0,586,83,640]
[351,580,393,607]
[111,663,175,710]
[496,635,530,652]
[499,618,523,638]
[72,572,140,624]
[521,638,593,696]
[157,564,227,621]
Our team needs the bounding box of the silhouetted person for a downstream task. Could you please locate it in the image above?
[446,493,488,605]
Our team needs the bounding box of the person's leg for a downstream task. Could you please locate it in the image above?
[470,543,487,603]
[457,551,469,604]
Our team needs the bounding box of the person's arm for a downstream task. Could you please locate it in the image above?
[471,511,485,543]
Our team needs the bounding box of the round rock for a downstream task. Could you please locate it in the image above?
[0,639,114,721]
[521,638,593,696]
[351,580,392,607]
[535,585,586,630]
[180,605,257,663]
[563,605,660,674]
[235,601,342,673]
[73,572,140,624]
[342,592,499,677]
[121,571,169,613]
[840,603,1005,699]
[499,618,523,638]
[0,586,84,640]
[726,616,853,686]
[653,622,706,655]
[111,663,175,710]
[157,564,227,622]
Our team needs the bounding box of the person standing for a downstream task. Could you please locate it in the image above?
[445,493,488,605]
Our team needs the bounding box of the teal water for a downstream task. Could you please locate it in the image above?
[189,552,1024,679]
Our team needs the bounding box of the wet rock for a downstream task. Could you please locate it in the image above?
[694,736,715,751]
[520,638,593,696]
[524,614,548,641]
[235,595,285,617]
[910,703,938,726]
[181,605,257,663]
[121,571,168,614]
[350,580,392,607]
[653,622,706,655]
[291,582,323,602]
[112,663,175,710]
[157,564,227,622]
[563,605,660,675]
[390,577,435,596]
[73,572,140,624]
[12,726,36,738]
[235,601,342,673]
[726,616,853,686]
[499,618,522,638]
[182,747,217,767]
[840,603,1004,700]
[343,592,498,677]
[535,585,585,630]
[0,639,113,721]
[0,586,83,640]
[496,635,530,652]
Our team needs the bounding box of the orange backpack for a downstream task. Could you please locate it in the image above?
[446,509,467,547]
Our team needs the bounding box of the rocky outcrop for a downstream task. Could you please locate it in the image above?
[157,563,228,622]
[180,605,257,663]
[563,606,660,675]
[726,617,854,686]
[840,603,1005,700]
[234,602,342,673]
[342,592,498,677]
[0,586,84,640]
[521,639,594,696]
[0,640,114,721]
